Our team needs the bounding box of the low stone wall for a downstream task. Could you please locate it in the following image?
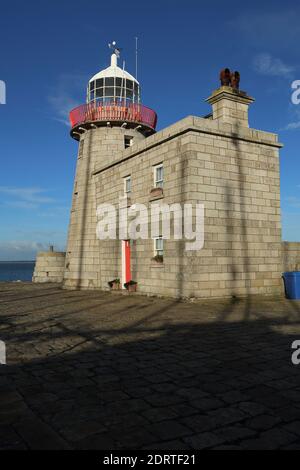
[33,251,66,283]
[282,242,300,272]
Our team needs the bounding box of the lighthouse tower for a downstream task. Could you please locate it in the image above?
[63,43,157,289]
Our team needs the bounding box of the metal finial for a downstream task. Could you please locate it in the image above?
[108,41,121,58]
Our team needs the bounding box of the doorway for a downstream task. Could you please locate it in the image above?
[122,240,131,288]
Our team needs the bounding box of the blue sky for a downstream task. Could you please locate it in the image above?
[0,0,299,260]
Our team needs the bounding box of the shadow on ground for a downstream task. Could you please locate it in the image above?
[0,283,300,450]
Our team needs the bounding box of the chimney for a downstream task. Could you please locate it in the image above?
[206,86,254,128]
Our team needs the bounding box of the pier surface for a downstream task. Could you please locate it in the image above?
[0,282,300,449]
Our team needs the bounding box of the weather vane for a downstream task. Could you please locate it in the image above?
[108,41,121,58]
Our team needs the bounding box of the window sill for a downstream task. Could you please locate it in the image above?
[149,187,164,201]
[150,261,164,268]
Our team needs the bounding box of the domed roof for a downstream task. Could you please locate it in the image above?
[89,53,139,85]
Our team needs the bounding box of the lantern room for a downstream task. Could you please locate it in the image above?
[87,51,140,105]
[69,43,157,139]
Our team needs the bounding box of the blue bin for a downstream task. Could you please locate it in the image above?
[282,272,300,300]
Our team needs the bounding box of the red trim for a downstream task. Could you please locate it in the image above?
[69,101,157,131]
[125,240,131,284]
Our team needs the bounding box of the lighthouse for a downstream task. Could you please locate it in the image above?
[42,45,283,299]
[63,43,157,289]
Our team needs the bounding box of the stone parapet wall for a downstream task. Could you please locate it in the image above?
[33,251,66,283]
[282,242,300,272]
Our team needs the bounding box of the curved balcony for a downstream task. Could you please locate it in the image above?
[69,101,157,139]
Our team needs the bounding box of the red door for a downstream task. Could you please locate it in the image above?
[122,240,131,287]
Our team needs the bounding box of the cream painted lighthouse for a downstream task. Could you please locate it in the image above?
[63,43,157,289]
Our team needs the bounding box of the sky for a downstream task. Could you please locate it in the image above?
[0,0,299,260]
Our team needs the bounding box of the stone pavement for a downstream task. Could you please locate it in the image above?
[0,282,300,450]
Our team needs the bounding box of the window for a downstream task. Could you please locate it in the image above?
[104,87,114,98]
[88,76,140,104]
[124,136,133,149]
[124,176,131,194]
[115,87,122,98]
[96,88,103,98]
[105,77,114,87]
[154,164,164,188]
[154,237,164,257]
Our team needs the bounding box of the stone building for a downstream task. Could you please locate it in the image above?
[33,45,300,298]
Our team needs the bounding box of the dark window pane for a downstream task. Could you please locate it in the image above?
[116,77,122,87]
[90,90,95,101]
[96,88,103,98]
[115,87,123,98]
[105,77,114,87]
[90,81,95,91]
[124,137,133,149]
[96,78,103,88]
[126,80,133,90]
[126,89,133,99]
[104,87,114,97]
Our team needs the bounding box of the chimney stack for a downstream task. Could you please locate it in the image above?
[206,86,254,128]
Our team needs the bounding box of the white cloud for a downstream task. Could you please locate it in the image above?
[282,106,300,131]
[0,240,66,261]
[0,186,55,209]
[48,73,89,127]
[5,201,40,210]
[283,121,300,130]
[0,241,48,261]
[48,93,79,127]
[253,53,295,79]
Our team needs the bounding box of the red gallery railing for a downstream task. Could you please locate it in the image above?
[69,101,157,131]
